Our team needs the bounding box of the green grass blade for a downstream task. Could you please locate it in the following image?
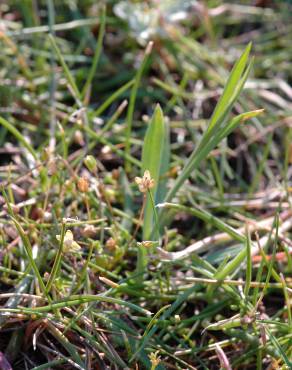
[130,285,198,362]
[11,216,51,301]
[83,124,141,167]
[258,216,281,288]
[280,273,292,332]
[181,59,254,177]
[45,222,66,293]
[125,41,153,172]
[164,48,254,205]
[206,42,252,135]
[164,106,263,212]
[2,191,51,303]
[217,214,278,282]
[94,79,134,117]
[0,116,37,160]
[157,202,246,243]
[99,99,128,136]
[0,294,151,316]
[244,226,252,298]
[265,327,292,368]
[81,5,106,101]
[49,34,82,103]
[46,321,85,368]
[215,248,246,280]
[157,202,252,280]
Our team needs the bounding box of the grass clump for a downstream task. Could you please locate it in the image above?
[0,1,291,369]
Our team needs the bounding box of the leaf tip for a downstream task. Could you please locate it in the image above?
[241,108,265,123]
[154,103,164,120]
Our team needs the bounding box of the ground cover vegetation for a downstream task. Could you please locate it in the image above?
[0,1,291,369]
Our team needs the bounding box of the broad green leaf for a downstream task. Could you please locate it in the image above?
[141,104,165,240]
[155,118,170,204]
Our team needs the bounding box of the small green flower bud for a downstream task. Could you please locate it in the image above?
[84,155,97,173]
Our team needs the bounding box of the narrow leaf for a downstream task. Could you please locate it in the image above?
[164,44,253,206]
[125,41,153,172]
[49,34,82,103]
[244,225,252,298]
[0,116,37,160]
[82,5,106,100]
[206,42,252,134]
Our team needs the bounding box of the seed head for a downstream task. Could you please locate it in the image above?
[106,237,117,251]
[135,170,155,193]
[77,176,89,193]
